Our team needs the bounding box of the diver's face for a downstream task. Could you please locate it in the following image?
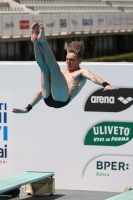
[66,53,81,72]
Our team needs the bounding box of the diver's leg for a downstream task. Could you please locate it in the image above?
[35,21,69,102]
[31,25,51,99]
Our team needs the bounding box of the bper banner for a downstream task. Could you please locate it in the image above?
[83,155,133,192]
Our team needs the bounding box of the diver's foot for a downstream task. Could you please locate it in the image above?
[30,22,39,43]
[36,21,46,43]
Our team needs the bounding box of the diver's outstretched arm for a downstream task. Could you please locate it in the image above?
[81,68,118,90]
[12,89,42,114]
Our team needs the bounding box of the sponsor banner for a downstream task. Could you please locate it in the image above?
[120,13,127,30]
[84,121,133,146]
[106,14,114,31]
[20,15,31,35]
[20,20,29,30]
[113,13,121,30]
[127,13,133,30]
[91,13,99,31]
[98,13,106,31]
[1,13,133,37]
[84,88,133,112]
[82,13,92,32]
[83,155,133,192]
[69,14,76,32]
[60,19,67,28]
[42,14,52,34]
[0,93,13,179]
[1,15,13,36]
[51,14,60,34]
[60,14,69,32]
[74,14,82,32]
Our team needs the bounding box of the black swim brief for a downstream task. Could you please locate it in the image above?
[43,94,70,108]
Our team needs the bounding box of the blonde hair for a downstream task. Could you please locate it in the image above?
[67,41,84,59]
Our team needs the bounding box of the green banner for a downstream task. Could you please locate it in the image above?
[84,122,133,146]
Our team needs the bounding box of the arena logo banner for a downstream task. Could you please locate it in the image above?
[84,88,133,112]
[0,94,13,178]
[84,121,133,146]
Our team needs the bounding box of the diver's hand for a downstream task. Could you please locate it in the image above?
[12,108,28,114]
[103,85,119,91]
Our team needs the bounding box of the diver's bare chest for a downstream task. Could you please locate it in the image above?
[62,70,81,83]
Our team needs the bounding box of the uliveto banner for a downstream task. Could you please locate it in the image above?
[84,121,133,146]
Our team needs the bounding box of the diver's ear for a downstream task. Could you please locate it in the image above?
[79,58,82,64]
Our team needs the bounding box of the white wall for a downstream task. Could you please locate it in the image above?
[0,13,133,37]
[0,62,133,192]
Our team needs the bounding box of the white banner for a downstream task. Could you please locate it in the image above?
[1,15,13,36]
[113,13,121,30]
[0,93,13,179]
[91,13,99,31]
[12,15,23,36]
[51,14,60,34]
[74,14,83,32]
[84,155,133,192]
[106,14,114,31]
[69,14,76,33]
[120,13,127,30]
[42,14,52,35]
[98,13,106,31]
[127,13,133,30]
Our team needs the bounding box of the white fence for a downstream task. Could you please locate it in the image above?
[0,13,133,37]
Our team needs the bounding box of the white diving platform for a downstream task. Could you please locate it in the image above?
[106,190,133,200]
[0,171,55,199]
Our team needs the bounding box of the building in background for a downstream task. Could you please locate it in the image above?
[0,0,133,61]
